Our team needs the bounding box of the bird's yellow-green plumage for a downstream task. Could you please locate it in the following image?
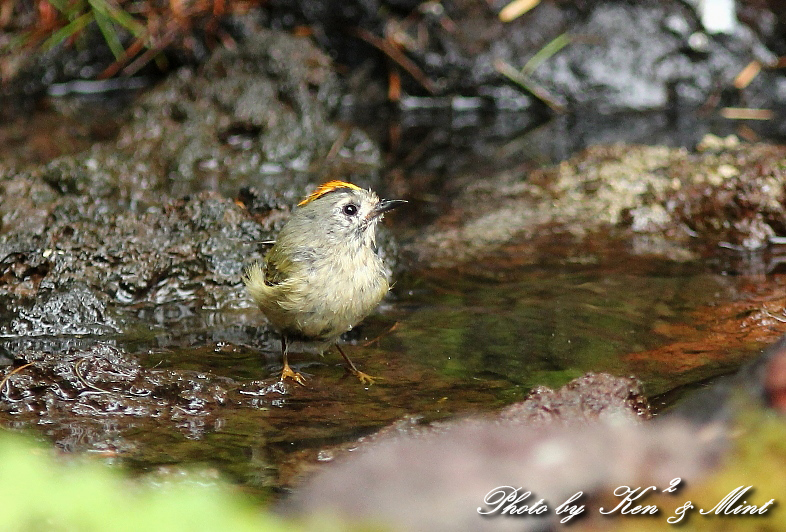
[244,182,405,384]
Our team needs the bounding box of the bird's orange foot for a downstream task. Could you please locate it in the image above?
[349,368,379,386]
[281,363,306,386]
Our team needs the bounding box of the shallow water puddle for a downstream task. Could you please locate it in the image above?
[4,239,785,496]
[388,246,777,404]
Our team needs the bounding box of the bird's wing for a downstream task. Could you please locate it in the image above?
[263,247,291,286]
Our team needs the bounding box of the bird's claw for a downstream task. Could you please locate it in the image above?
[281,364,306,386]
[350,369,379,386]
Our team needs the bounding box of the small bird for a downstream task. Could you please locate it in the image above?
[244,181,406,385]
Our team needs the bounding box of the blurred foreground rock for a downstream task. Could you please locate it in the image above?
[284,374,713,531]
[286,334,786,530]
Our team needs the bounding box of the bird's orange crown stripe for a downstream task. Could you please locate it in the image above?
[298,181,362,206]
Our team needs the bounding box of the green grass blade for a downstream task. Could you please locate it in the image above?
[89,0,146,37]
[92,8,125,59]
[41,12,93,51]
[495,58,567,112]
[46,0,72,14]
[522,33,571,75]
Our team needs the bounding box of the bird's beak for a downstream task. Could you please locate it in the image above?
[371,199,407,218]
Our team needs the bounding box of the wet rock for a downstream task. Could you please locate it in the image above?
[0,191,269,310]
[286,0,785,113]
[0,6,271,120]
[0,28,391,339]
[3,282,118,336]
[6,0,786,119]
[20,29,381,210]
[408,139,786,267]
[0,343,235,446]
[669,147,786,252]
[0,22,141,121]
[0,175,59,235]
[497,372,651,425]
[522,2,779,111]
[285,373,723,531]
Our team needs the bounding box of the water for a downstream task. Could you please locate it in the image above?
[1,103,779,498]
[83,236,764,496]
[390,240,751,395]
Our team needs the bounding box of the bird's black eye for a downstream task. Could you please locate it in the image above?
[343,203,359,216]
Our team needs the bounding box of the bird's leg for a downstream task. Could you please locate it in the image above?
[335,344,377,386]
[280,335,306,386]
